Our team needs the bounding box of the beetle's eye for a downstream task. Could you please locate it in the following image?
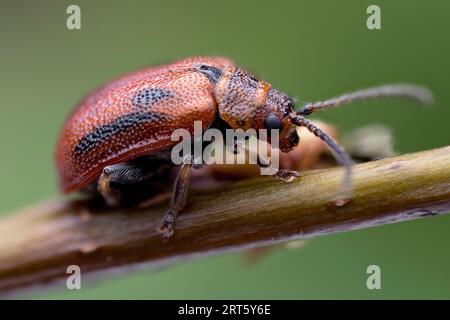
[264,114,283,131]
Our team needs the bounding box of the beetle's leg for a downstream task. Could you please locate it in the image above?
[273,169,300,182]
[158,158,192,238]
[98,162,157,206]
[233,140,300,183]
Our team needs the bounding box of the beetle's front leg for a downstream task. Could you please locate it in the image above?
[233,140,300,183]
[157,158,192,238]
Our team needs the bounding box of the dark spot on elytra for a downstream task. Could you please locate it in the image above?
[73,111,173,157]
[73,88,175,157]
[198,65,222,83]
[249,75,259,83]
[131,88,173,109]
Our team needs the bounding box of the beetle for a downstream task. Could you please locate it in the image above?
[55,56,432,238]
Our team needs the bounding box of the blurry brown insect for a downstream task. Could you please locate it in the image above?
[55,56,432,238]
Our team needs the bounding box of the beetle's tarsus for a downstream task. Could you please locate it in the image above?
[274,169,300,183]
[158,211,176,238]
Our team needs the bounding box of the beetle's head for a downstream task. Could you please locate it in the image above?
[256,88,299,152]
[214,67,299,152]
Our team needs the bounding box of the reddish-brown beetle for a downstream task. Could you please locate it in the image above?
[55,56,432,238]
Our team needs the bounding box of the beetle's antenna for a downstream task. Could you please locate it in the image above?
[291,114,353,205]
[297,84,433,115]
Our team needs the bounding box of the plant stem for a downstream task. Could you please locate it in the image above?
[0,146,449,296]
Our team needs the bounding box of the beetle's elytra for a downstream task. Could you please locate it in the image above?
[55,56,432,238]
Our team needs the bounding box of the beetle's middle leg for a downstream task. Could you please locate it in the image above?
[233,140,300,182]
[157,156,193,238]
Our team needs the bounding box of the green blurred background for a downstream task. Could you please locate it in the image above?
[1,0,449,299]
